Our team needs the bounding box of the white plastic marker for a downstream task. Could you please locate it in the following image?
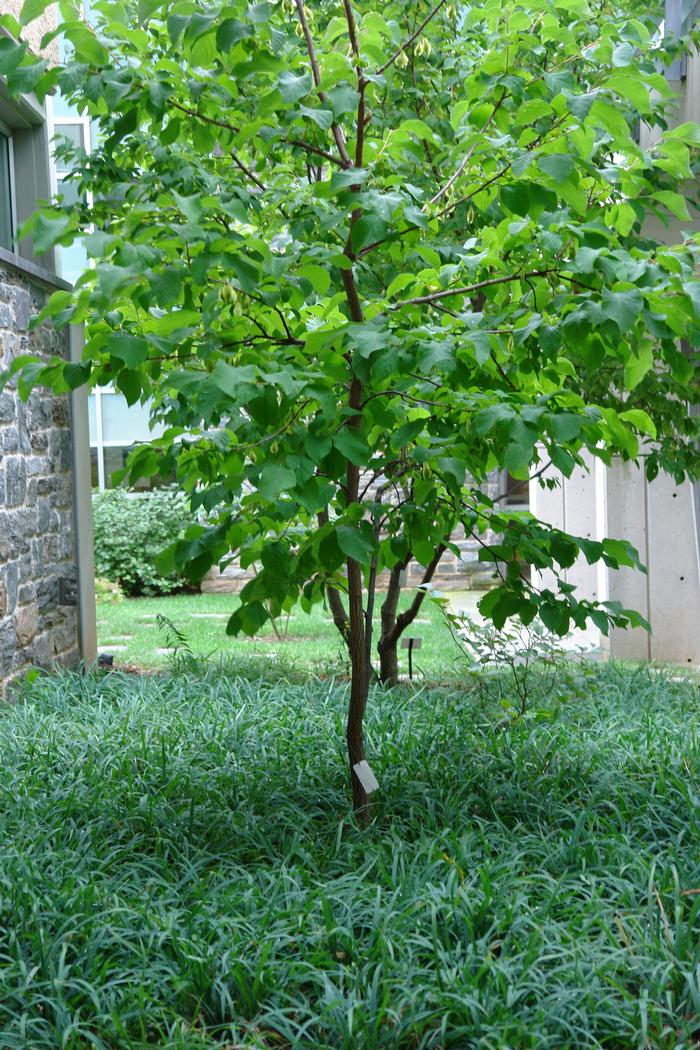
[353,760,379,794]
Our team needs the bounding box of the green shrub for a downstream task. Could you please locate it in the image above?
[92,488,196,597]
[94,577,124,604]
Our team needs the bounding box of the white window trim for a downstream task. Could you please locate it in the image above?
[46,96,93,282]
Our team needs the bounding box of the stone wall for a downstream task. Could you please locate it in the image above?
[0,257,80,696]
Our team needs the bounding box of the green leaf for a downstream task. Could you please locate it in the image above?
[20,0,54,24]
[619,408,656,438]
[277,70,312,103]
[216,18,253,50]
[334,426,369,465]
[258,463,296,500]
[606,74,650,113]
[537,154,575,182]
[108,333,149,368]
[601,288,643,335]
[329,168,368,192]
[297,264,331,295]
[351,214,388,253]
[386,273,415,297]
[652,190,691,221]
[624,344,653,389]
[326,84,359,117]
[336,523,375,563]
[299,106,334,130]
[500,183,531,216]
[0,37,26,75]
[30,212,72,253]
[547,413,581,442]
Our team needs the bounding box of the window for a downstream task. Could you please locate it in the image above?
[0,128,13,251]
[88,387,170,490]
[48,110,91,283]
[499,470,530,510]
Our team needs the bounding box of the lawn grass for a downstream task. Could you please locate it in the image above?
[96,589,481,677]
[2,663,700,1047]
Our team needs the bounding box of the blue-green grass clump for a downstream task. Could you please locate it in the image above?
[1,664,699,1048]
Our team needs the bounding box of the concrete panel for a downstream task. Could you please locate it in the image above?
[607,460,651,661]
[645,475,700,666]
[4,1,59,63]
[529,464,565,595]
[562,452,599,602]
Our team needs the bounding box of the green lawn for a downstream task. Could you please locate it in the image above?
[96,589,482,677]
[2,664,700,1047]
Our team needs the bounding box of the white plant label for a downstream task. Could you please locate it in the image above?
[353,760,379,794]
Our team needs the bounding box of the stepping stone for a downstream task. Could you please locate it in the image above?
[190,613,229,619]
[155,647,175,655]
[98,645,127,654]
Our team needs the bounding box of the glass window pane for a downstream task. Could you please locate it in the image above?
[87,393,97,441]
[502,472,529,508]
[0,134,12,251]
[103,446,129,488]
[52,93,80,119]
[90,447,99,488]
[103,445,173,490]
[57,238,88,285]
[56,179,84,208]
[53,123,84,171]
[101,392,164,442]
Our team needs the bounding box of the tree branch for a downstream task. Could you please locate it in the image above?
[376,0,449,75]
[342,0,368,171]
[430,91,508,206]
[393,269,554,309]
[361,388,444,409]
[391,544,447,640]
[171,100,343,168]
[294,0,352,168]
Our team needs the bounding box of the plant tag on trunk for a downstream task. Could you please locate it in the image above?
[353,760,379,794]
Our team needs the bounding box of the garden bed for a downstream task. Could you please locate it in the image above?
[1,665,699,1046]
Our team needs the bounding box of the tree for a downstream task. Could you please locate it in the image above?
[2,0,700,818]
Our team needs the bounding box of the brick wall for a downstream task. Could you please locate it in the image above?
[0,258,80,696]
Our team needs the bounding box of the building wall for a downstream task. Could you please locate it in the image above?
[0,255,82,695]
[4,0,59,64]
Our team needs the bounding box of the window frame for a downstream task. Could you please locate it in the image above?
[0,117,17,252]
[46,99,93,284]
[88,385,169,491]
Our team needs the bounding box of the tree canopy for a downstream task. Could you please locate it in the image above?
[2,0,700,812]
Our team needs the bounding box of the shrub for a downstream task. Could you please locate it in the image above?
[94,577,124,604]
[92,488,195,597]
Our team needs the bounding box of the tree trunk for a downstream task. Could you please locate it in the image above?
[344,367,370,822]
[378,545,447,687]
[346,546,369,823]
[377,561,406,688]
[379,639,399,686]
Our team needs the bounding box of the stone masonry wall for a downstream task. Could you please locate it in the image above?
[0,259,80,696]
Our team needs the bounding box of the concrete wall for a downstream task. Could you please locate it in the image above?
[0,253,82,696]
[530,36,700,665]
[532,458,700,665]
[3,0,59,64]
